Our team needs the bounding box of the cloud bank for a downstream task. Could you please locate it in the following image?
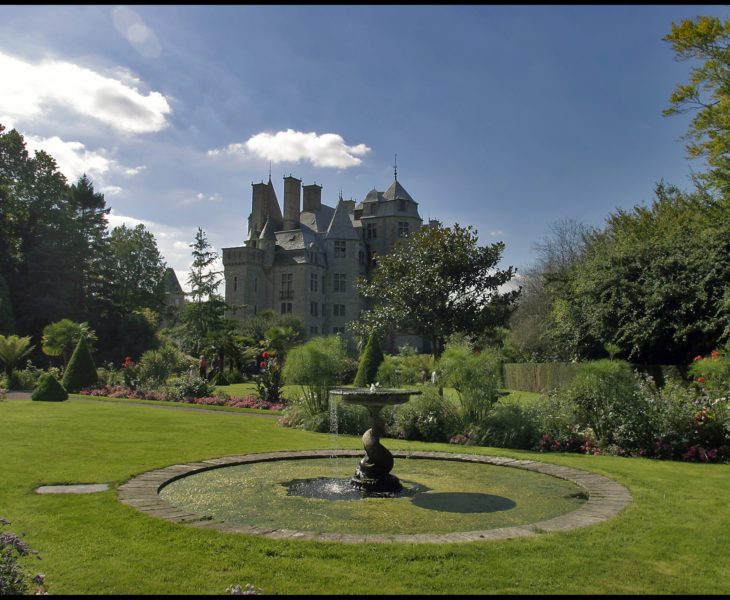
[0,51,171,134]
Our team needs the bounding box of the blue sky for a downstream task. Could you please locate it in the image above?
[1,4,727,291]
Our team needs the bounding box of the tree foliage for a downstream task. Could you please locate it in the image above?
[545,182,730,363]
[663,15,730,194]
[61,335,98,392]
[352,223,519,356]
[0,124,168,362]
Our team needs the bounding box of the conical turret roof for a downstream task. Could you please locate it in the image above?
[382,180,414,203]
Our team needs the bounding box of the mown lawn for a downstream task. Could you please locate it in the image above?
[2,397,728,595]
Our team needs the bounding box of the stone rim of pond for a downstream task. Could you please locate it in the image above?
[117,450,632,543]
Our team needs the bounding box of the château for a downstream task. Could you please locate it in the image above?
[222,172,430,351]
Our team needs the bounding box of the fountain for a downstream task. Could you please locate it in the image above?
[329,386,421,494]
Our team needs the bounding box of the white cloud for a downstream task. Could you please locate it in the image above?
[209,129,371,168]
[490,229,504,236]
[112,6,162,59]
[0,50,171,134]
[24,134,115,183]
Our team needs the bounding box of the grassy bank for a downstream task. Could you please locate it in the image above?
[2,397,728,594]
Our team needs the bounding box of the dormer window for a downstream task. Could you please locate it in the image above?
[398,198,406,211]
[334,240,346,258]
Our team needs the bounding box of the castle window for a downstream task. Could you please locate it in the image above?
[366,223,377,240]
[398,222,409,237]
[310,302,319,316]
[233,276,237,291]
[359,250,365,265]
[333,273,346,293]
[333,304,346,317]
[280,273,293,300]
[333,327,346,334]
[280,302,292,314]
[310,326,319,335]
[254,277,258,293]
[334,240,346,258]
[399,198,406,211]
[310,273,318,292]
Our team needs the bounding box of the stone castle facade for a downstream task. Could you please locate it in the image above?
[222,173,427,350]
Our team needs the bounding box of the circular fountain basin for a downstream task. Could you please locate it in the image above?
[117,450,632,543]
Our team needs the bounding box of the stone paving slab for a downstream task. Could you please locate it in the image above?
[117,449,632,544]
[35,483,110,494]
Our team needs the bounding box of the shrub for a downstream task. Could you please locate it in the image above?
[252,351,283,404]
[61,336,98,392]
[473,401,539,449]
[438,344,503,428]
[392,385,460,443]
[138,344,187,389]
[376,350,435,387]
[563,359,642,446]
[282,336,349,416]
[354,333,384,387]
[0,335,35,383]
[174,374,214,403]
[32,373,68,402]
[689,348,730,398]
[0,518,47,595]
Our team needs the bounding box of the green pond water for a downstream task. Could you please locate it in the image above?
[159,457,587,535]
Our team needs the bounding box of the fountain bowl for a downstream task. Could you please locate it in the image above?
[329,387,421,407]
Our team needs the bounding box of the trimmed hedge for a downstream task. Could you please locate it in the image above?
[502,362,580,393]
[32,373,68,402]
[354,332,384,387]
[62,336,98,392]
[503,362,687,393]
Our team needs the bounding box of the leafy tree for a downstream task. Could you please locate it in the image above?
[0,272,14,334]
[507,218,592,361]
[352,223,519,357]
[548,182,730,363]
[663,16,730,194]
[41,319,97,367]
[103,224,166,314]
[0,335,34,379]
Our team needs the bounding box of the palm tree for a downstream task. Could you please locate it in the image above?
[0,335,35,379]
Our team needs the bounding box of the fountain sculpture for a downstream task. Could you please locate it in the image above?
[329,386,421,493]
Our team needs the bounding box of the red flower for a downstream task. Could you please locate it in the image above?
[260,361,266,369]
[694,355,703,361]
[698,376,706,383]
[262,351,269,358]
[711,350,719,360]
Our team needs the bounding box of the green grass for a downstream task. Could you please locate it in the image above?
[2,397,729,594]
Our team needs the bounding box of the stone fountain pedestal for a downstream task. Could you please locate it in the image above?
[329,387,421,494]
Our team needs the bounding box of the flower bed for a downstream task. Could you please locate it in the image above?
[77,384,285,411]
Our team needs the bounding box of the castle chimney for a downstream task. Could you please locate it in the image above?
[249,182,269,240]
[302,183,322,212]
[283,175,301,230]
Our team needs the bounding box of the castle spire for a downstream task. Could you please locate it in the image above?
[394,154,398,181]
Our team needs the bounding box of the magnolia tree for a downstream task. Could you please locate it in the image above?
[352,223,519,357]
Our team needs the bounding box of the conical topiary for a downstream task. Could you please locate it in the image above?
[354,332,385,387]
[32,373,68,402]
[61,336,98,392]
